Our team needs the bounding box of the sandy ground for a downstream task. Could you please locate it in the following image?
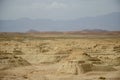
[0,64,120,80]
[0,34,120,80]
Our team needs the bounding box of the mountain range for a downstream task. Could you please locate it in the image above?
[0,12,120,32]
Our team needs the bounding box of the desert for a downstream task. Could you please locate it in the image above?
[0,0,120,80]
[0,32,120,80]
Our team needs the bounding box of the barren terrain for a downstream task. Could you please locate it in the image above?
[0,33,120,80]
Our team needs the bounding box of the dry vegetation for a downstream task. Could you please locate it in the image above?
[0,33,120,80]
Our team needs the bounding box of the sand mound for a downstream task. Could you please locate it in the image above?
[57,60,116,75]
[57,50,94,74]
[57,60,93,75]
[67,50,91,60]
[58,50,116,75]
[65,50,102,64]
[0,51,30,70]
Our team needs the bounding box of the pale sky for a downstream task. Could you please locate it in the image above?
[0,0,120,20]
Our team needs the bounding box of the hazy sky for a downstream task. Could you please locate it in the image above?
[0,0,120,20]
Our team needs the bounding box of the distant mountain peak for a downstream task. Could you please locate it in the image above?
[27,29,39,33]
[0,12,120,32]
[82,29,108,32]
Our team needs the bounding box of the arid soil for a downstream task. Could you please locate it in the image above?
[0,34,120,80]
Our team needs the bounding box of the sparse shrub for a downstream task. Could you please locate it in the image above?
[99,76,106,80]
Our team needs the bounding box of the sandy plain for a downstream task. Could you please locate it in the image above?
[0,33,120,80]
